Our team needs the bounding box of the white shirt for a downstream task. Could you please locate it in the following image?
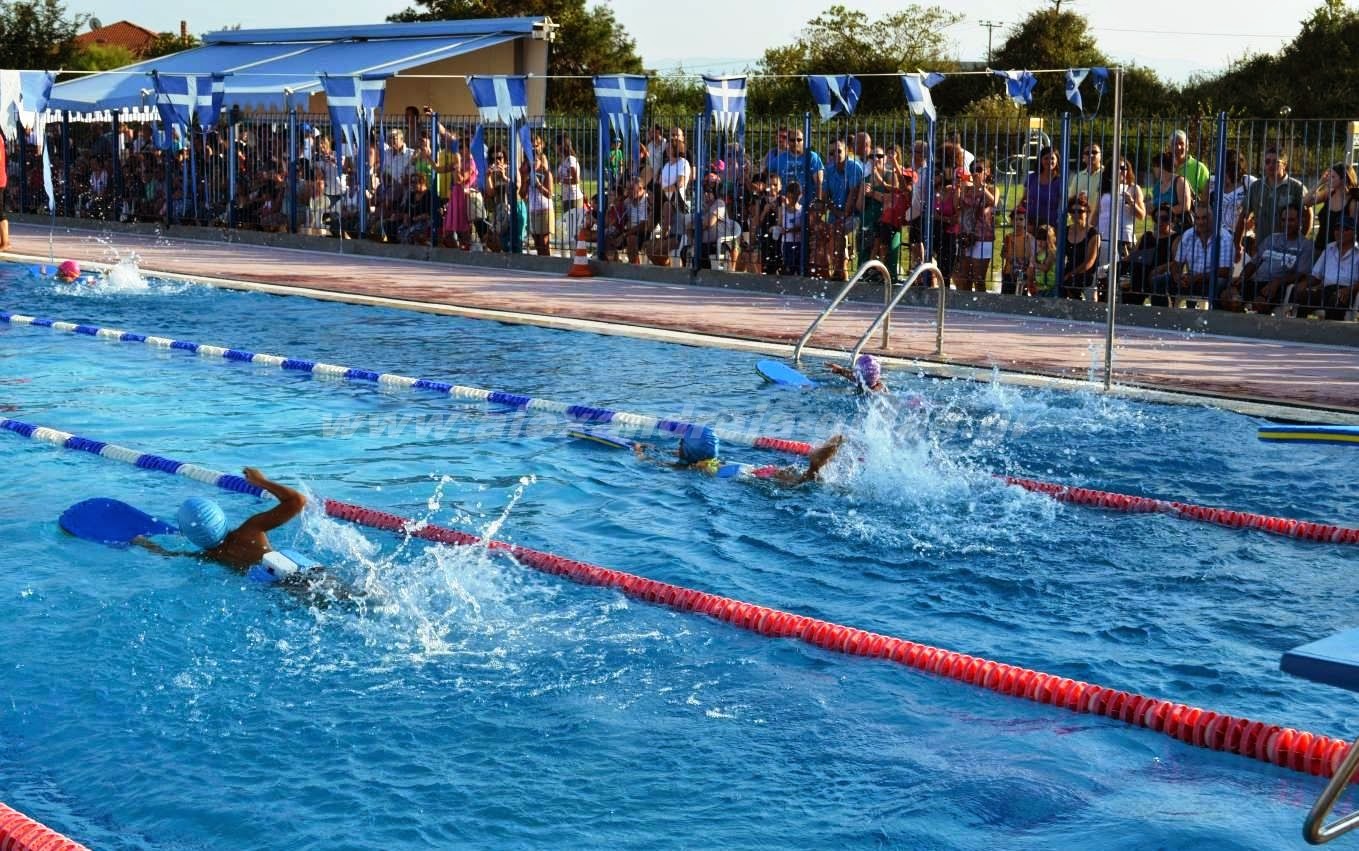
[1097,189,1138,243]
[557,155,582,202]
[1207,175,1256,237]
[660,158,692,198]
[382,145,413,183]
[1310,241,1359,287]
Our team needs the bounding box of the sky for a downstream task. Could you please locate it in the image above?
[90,0,1325,85]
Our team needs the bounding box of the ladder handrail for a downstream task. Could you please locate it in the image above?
[791,260,892,364]
[847,261,939,365]
[1302,733,1359,844]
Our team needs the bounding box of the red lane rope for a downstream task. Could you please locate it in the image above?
[323,498,1354,779]
[1002,476,1359,545]
[0,802,89,851]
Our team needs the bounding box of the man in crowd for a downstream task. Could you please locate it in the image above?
[1238,146,1309,251]
[1231,202,1313,314]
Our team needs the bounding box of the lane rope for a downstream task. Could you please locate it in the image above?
[0,802,89,851]
[7,311,1358,545]
[1,414,1352,781]
[0,311,815,456]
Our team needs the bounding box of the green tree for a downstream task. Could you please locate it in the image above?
[749,4,962,115]
[1177,0,1359,118]
[0,0,86,71]
[388,0,644,113]
[68,41,135,71]
[144,30,201,60]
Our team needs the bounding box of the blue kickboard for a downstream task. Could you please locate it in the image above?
[1281,628,1359,692]
[567,428,633,450]
[756,359,815,388]
[1258,424,1359,446]
[60,497,178,547]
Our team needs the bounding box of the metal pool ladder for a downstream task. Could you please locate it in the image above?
[792,261,940,366]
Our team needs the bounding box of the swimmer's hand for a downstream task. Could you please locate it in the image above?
[632,442,646,458]
[242,467,268,485]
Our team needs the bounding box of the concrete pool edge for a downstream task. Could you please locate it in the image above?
[15,250,1356,426]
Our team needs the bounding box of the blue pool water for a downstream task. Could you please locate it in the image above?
[1,258,1358,849]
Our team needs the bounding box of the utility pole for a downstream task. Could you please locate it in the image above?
[979,20,1004,65]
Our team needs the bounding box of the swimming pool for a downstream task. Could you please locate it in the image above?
[2,258,1357,849]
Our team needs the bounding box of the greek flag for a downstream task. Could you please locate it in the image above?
[321,74,387,153]
[994,70,1038,106]
[0,70,53,138]
[152,73,225,132]
[807,75,861,122]
[900,72,945,122]
[703,75,746,135]
[593,74,647,138]
[197,74,226,129]
[466,75,528,125]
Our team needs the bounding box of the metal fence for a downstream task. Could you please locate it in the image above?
[6,110,1358,319]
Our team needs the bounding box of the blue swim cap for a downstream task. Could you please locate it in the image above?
[177,497,228,550]
[678,426,719,463]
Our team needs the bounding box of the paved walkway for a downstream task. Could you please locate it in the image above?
[9,223,1359,414]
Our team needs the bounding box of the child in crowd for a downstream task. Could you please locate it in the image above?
[779,180,803,274]
[1031,224,1057,295]
[1000,207,1034,295]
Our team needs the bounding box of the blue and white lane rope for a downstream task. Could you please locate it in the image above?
[0,311,816,457]
[0,417,264,497]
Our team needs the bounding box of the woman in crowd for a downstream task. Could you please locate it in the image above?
[1148,152,1191,232]
[523,139,555,255]
[1061,196,1101,299]
[1306,162,1359,256]
[1208,149,1254,256]
[1018,146,1063,230]
[556,136,583,214]
[1096,156,1146,294]
[956,158,997,292]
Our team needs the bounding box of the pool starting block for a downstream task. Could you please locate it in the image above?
[1282,628,1359,843]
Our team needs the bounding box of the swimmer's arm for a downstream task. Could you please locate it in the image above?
[131,536,192,557]
[825,362,854,380]
[235,467,306,535]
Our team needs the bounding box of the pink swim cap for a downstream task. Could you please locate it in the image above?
[56,260,81,280]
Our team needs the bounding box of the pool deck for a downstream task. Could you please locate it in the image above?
[8,222,1359,417]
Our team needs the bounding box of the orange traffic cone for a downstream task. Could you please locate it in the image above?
[567,226,594,278]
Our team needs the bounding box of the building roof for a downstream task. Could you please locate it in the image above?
[50,18,550,115]
[74,20,158,56]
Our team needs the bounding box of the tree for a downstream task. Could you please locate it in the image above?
[69,41,134,71]
[144,30,201,60]
[388,0,644,114]
[0,0,86,71]
[750,4,962,115]
[1177,0,1359,118]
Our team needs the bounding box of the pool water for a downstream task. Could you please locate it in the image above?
[1,257,1357,849]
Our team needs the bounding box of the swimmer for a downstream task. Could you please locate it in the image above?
[55,260,81,283]
[826,354,888,393]
[135,467,354,603]
[634,427,845,486]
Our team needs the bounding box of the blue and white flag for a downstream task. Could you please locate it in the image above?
[1066,67,1109,115]
[468,124,487,191]
[900,72,945,122]
[197,74,226,129]
[0,70,55,138]
[153,72,223,133]
[321,74,387,153]
[994,70,1038,106]
[518,123,535,166]
[593,74,647,138]
[467,75,528,125]
[807,75,861,122]
[703,75,746,135]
